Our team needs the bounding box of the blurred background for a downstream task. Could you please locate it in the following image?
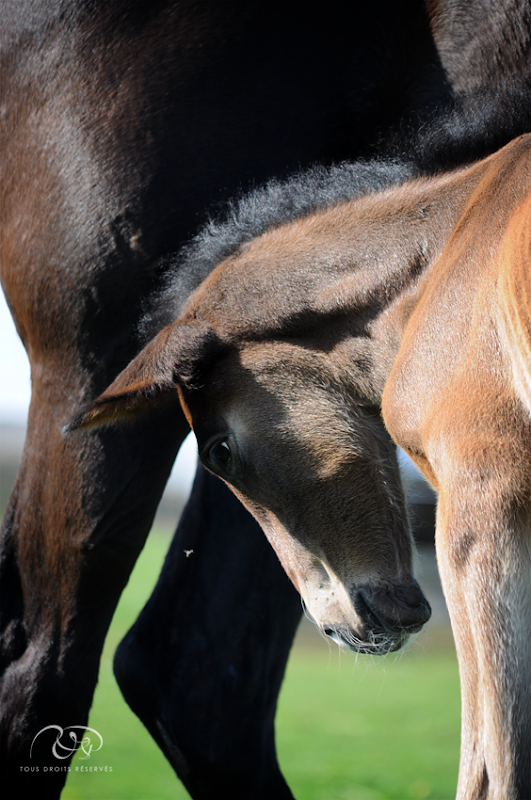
[1,287,459,800]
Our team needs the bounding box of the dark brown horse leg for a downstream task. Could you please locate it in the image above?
[115,465,301,800]
[0,390,188,799]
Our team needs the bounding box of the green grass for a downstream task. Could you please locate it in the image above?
[62,530,460,800]
[277,650,459,800]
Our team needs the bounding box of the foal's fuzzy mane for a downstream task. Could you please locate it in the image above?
[140,158,417,338]
[141,86,531,340]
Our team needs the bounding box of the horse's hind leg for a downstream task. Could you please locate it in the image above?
[114,465,301,800]
[0,382,189,798]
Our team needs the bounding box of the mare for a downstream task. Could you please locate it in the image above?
[0,1,448,797]
[78,132,531,800]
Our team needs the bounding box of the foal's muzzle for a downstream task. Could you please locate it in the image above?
[359,581,431,634]
[324,581,431,654]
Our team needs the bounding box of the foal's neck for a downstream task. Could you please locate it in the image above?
[306,159,496,402]
[188,151,498,403]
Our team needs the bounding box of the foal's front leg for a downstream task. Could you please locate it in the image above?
[436,466,531,800]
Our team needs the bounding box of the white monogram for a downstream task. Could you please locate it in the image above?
[30,725,103,760]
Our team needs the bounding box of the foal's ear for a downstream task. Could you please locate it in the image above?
[66,320,224,431]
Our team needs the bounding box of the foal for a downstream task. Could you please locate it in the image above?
[75,134,531,798]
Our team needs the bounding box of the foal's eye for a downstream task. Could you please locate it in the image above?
[210,440,232,470]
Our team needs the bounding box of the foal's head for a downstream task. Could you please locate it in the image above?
[188,339,430,652]
[73,213,431,653]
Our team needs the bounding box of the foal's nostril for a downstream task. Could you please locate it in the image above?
[394,584,431,618]
[358,581,431,633]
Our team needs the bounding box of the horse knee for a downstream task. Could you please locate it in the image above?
[114,615,295,800]
[113,620,161,730]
